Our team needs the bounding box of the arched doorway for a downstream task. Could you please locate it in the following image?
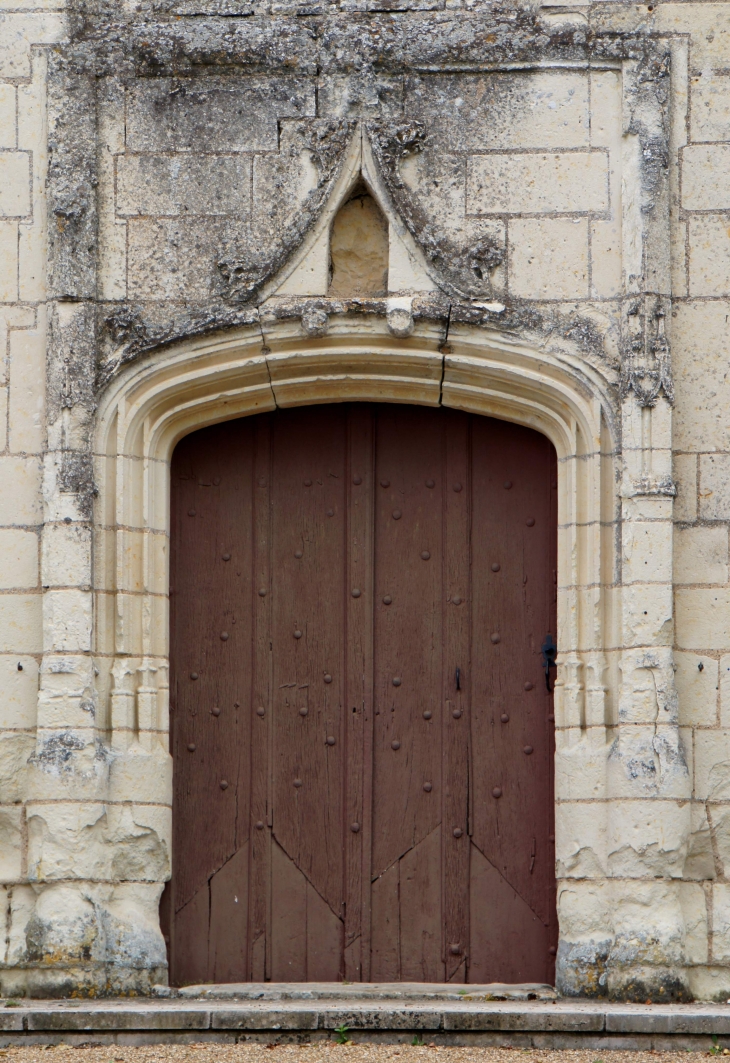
[164,402,557,986]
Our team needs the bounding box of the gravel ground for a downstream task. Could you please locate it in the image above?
[0,1047,713,1063]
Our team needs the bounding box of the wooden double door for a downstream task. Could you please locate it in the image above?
[164,403,557,986]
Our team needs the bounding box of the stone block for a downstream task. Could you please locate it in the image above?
[508,218,589,300]
[683,802,715,880]
[683,145,730,212]
[0,152,30,217]
[0,592,41,653]
[0,221,17,301]
[0,528,38,589]
[557,879,611,939]
[607,724,689,800]
[694,729,730,800]
[674,302,730,452]
[116,155,251,217]
[688,965,730,1004]
[126,76,315,153]
[710,806,730,880]
[609,878,686,966]
[618,646,678,724]
[674,525,728,584]
[8,325,45,454]
[467,152,607,215]
[621,582,674,648]
[41,522,92,588]
[691,72,730,142]
[606,800,688,878]
[555,735,608,800]
[0,454,41,524]
[623,521,672,584]
[699,454,730,520]
[649,4,730,72]
[0,84,14,150]
[591,218,621,298]
[27,802,170,882]
[17,36,46,303]
[0,653,38,729]
[680,883,708,965]
[5,882,34,967]
[404,71,590,151]
[127,217,244,301]
[108,747,172,805]
[0,805,21,882]
[689,215,730,297]
[0,730,34,804]
[676,589,730,651]
[213,1009,319,1031]
[712,884,730,964]
[36,655,97,730]
[555,801,606,877]
[42,589,92,654]
[720,655,730,728]
[0,13,66,78]
[675,651,719,726]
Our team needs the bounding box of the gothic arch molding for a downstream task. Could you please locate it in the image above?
[92,314,617,765]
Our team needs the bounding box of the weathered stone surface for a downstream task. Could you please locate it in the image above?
[116,156,251,217]
[126,77,315,154]
[467,153,608,215]
[0,0,726,1004]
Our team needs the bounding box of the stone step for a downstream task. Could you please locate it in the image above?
[2,995,730,1049]
[175,982,558,1002]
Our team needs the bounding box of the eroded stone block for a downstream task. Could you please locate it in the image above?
[404,71,590,151]
[508,218,589,300]
[126,77,315,153]
[674,525,728,584]
[467,152,607,215]
[116,155,251,217]
[675,650,719,727]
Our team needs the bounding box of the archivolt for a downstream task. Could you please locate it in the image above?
[93,315,616,753]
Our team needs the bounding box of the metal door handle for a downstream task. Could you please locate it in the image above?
[541,634,557,692]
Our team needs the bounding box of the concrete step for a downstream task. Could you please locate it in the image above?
[3,993,730,1048]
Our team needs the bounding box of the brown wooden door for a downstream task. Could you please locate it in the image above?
[164,404,557,985]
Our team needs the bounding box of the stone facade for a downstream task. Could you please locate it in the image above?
[2,0,730,1001]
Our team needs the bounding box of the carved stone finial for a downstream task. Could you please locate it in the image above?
[619,296,674,407]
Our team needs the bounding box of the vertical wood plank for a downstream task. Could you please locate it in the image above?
[249,415,272,980]
[370,860,400,980]
[208,845,249,982]
[469,418,557,982]
[307,881,344,981]
[399,826,443,981]
[270,839,307,980]
[269,407,347,981]
[442,411,471,982]
[345,405,374,980]
[169,420,254,985]
[469,842,550,983]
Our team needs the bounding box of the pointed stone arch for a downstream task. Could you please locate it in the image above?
[269,125,437,301]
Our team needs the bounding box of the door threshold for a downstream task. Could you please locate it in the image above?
[171,982,556,1002]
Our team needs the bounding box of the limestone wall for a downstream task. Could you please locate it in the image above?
[1,0,730,999]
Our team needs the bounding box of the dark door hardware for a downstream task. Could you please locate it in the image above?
[542,633,557,691]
